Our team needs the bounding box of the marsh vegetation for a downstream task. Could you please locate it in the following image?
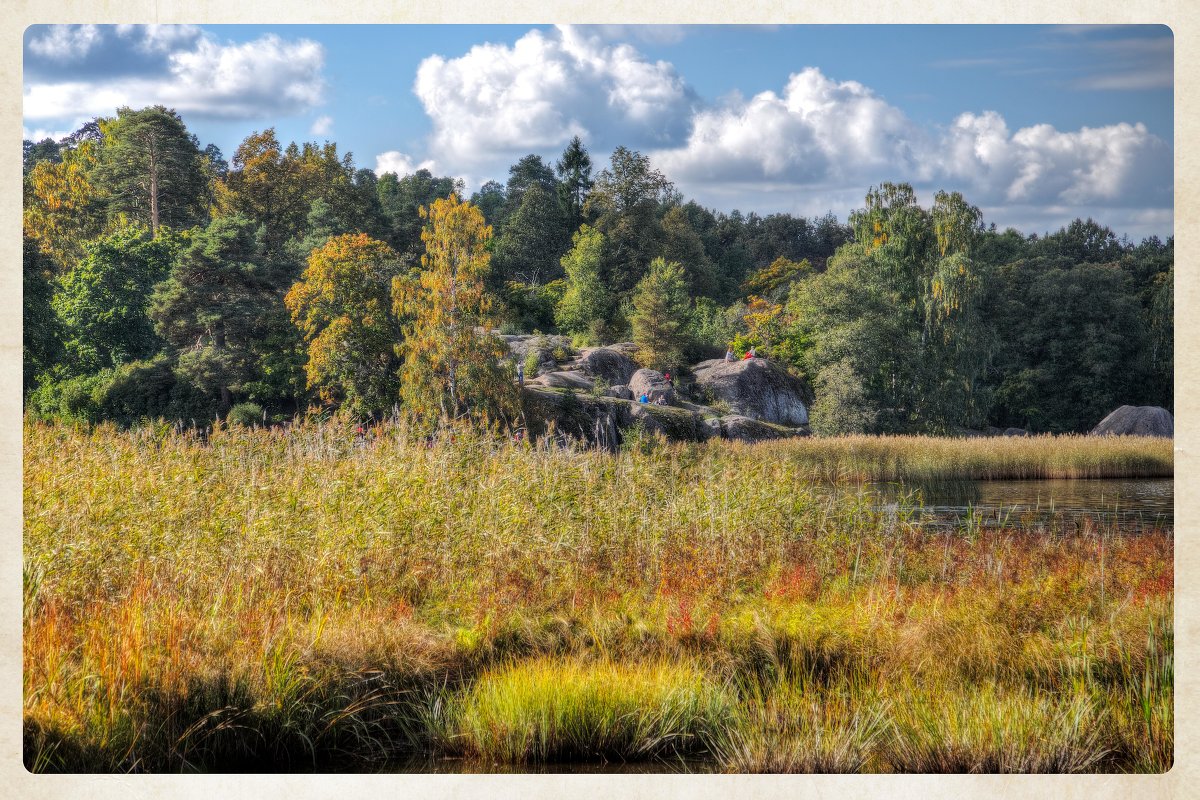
[23,420,1172,772]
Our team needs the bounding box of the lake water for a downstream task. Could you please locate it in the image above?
[868,477,1173,531]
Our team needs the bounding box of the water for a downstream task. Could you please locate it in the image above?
[868,478,1173,531]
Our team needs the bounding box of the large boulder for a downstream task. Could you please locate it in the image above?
[533,371,595,391]
[606,384,633,400]
[719,414,808,443]
[629,368,676,404]
[1091,405,1174,437]
[577,344,640,386]
[691,358,811,426]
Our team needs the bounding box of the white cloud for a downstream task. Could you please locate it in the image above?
[412,24,697,167]
[115,24,203,54]
[647,67,1170,217]
[22,125,73,143]
[310,115,334,136]
[375,151,438,177]
[941,113,1171,207]
[28,24,100,61]
[24,30,326,121]
[652,68,925,187]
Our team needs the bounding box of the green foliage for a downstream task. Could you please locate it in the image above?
[53,225,178,376]
[555,225,612,343]
[555,136,593,230]
[395,195,518,428]
[376,168,463,261]
[989,261,1148,432]
[150,215,286,409]
[227,402,265,427]
[630,258,691,372]
[490,183,569,286]
[585,146,676,294]
[784,185,992,434]
[285,233,405,417]
[502,279,567,333]
[23,236,62,394]
[27,355,216,425]
[686,297,739,359]
[93,106,207,234]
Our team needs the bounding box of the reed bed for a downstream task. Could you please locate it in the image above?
[23,418,1173,772]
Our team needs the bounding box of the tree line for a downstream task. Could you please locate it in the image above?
[23,105,1172,434]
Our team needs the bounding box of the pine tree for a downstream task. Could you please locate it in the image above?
[630,258,691,372]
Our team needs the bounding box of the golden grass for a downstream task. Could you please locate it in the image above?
[22,418,1173,772]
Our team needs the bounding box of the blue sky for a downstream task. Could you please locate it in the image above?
[23,24,1173,240]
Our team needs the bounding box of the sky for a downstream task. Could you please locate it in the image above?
[22,24,1174,241]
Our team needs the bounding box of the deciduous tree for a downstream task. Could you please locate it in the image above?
[285,234,405,416]
[394,195,516,426]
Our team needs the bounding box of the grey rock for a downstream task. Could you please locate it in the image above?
[719,414,806,443]
[606,384,633,400]
[1090,405,1174,437]
[691,358,810,426]
[577,345,640,386]
[534,371,595,390]
[629,368,676,404]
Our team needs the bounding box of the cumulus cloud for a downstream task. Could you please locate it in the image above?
[28,24,101,61]
[647,67,1170,218]
[412,24,698,167]
[375,151,438,177]
[653,68,926,187]
[24,26,326,123]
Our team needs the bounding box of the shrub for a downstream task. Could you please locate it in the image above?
[227,402,265,427]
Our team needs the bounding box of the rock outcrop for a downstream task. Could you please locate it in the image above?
[629,369,676,404]
[521,385,806,450]
[1090,406,1174,437]
[576,343,640,386]
[532,371,595,391]
[691,358,811,426]
[719,414,810,443]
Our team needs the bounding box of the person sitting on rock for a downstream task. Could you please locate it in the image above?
[638,391,650,403]
[724,347,736,362]
[654,394,668,406]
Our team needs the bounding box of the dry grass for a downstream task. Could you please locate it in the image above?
[23,418,1173,772]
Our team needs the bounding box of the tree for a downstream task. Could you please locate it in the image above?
[988,261,1147,432]
[741,256,812,302]
[285,234,405,416]
[555,136,593,229]
[555,225,611,342]
[394,195,517,426]
[377,168,463,260]
[216,131,373,258]
[53,225,177,376]
[23,139,110,270]
[23,138,62,176]
[491,183,569,286]
[585,146,676,293]
[630,258,691,372]
[660,205,717,297]
[23,236,62,394]
[93,106,207,234]
[470,180,507,229]
[150,215,283,409]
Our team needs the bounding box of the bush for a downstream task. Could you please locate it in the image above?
[227,402,265,427]
[26,356,218,426]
